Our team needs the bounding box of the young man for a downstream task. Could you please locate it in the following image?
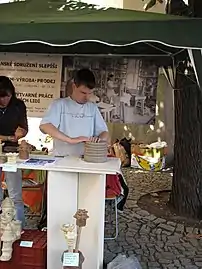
[40,69,109,156]
[0,76,28,226]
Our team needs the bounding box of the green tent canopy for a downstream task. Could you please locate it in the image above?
[0,0,202,88]
[0,0,201,51]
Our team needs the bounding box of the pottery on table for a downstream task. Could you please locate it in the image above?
[84,142,108,163]
[18,140,31,160]
[5,153,19,164]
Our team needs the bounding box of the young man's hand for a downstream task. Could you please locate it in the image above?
[89,137,100,143]
[70,136,90,144]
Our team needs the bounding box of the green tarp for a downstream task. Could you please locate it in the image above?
[0,0,201,49]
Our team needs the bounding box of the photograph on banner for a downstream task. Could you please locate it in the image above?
[62,56,159,125]
[0,53,62,117]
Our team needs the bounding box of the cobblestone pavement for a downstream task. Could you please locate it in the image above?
[104,169,202,269]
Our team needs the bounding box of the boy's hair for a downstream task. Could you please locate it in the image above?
[73,69,96,90]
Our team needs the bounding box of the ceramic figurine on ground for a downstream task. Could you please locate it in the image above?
[61,223,84,269]
[61,224,77,253]
[0,197,22,261]
[61,209,89,269]
[73,209,89,252]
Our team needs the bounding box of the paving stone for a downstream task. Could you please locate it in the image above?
[156,228,162,235]
[194,257,202,262]
[153,218,167,225]
[180,258,192,266]
[174,259,181,267]
[167,221,177,227]
[148,261,160,267]
[101,169,201,267]
[139,224,151,234]
[158,259,173,264]
[140,262,148,269]
[158,223,175,233]
[162,234,168,242]
[148,255,156,261]
[176,224,185,234]
[137,210,150,217]
[135,249,143,255]
[162,230,172,236]
[168,235,181,243]
[160,251,176,259]
[167,265,178,269]
[145,214,157,221]
[133,213,142,220]
[185,227,194,234]
[195,262,202,267]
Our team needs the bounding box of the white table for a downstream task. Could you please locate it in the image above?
[1,156,121,269]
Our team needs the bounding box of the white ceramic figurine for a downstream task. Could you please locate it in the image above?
[0,197,21,261]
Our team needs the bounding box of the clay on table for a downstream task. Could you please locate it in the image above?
[84,142,108,163]
[18,140,31,160]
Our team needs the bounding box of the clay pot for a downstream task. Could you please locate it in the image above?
[18,140,31,160]
[61,250,85,269]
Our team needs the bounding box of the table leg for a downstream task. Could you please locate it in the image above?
[47,171,78,269]
[78,173,106,269]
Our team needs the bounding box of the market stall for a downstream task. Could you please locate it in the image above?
[0,1,202,269]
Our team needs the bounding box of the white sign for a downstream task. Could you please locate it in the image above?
[2,164,17,172]
[20,241,33,248]
[0,53,62,117]
[63,252,79,267]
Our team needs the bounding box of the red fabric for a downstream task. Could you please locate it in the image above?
[105,154,121,198]
[106,174,121,198]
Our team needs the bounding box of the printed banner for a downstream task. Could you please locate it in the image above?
[62,57,159,125]
[0,53,62,117]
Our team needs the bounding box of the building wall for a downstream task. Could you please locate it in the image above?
[123,0,165,13]
[81,0,123,8]
[82,0,166,12]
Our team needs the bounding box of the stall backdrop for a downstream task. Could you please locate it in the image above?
[0,53,62,117]
[62,56,159,125]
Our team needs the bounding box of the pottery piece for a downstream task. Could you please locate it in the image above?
[84,142,108,163]
[5,153,18,164]
[0,155,7,164]
[18,140,31,160]
[0,197,22,261]
[61,209,89,269]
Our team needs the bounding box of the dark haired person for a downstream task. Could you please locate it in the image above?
[40,69,109,156]
[0,76,28,226]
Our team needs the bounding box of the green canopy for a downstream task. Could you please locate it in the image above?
[0,0,201,51]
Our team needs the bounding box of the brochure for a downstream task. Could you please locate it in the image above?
[23,158,56,166]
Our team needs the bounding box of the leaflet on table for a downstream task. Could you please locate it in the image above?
[22,158,56,166]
